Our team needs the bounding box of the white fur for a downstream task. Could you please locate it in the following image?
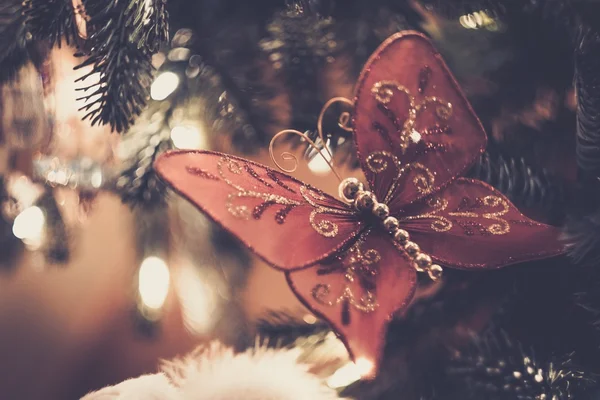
[81,373,180,400]
[81,342,343,400]
[163,342,342,400]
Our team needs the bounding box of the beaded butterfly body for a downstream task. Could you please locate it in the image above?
[154,31,564,377]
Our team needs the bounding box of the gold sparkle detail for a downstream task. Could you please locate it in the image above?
[312,239,380,313]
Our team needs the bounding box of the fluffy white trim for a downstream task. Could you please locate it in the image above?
[80,342,343,400]
[163,342,343,400]
[80,373,180,400]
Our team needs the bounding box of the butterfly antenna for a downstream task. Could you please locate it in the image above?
[269,129,343,182]
[269,97,354,182]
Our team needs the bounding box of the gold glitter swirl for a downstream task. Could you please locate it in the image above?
[312,285,378,313]
[371,81,415,107]
[311,239,381,313]
[309,209,339,237]
[448,195,510,235]
[365,151,399,174]
[402,162,436,196]
[370,79,453,154]
[300,186,354,238]
[216,155,357,236]
[403,194,511,236]
[418,96,453,121]
[400,196,452,232]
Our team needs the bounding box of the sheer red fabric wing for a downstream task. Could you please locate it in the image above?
[400,178,565,269]
[286,229,417,376]
[353,31,486,210]
[154,150,363,269]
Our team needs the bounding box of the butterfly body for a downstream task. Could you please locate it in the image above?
[154,31,565,377]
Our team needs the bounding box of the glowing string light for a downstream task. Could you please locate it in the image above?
[170,125,206,149]
[151,72,180,101]
[138,256,170,310]
[326,357,375,388]
[12,206,46,249]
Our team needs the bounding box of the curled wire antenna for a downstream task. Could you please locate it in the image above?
[269,96,353,181]
[269,129,342,181]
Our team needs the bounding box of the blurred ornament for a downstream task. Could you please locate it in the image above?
[0,62,53,150]
[33,156,108,190]
[114,108,172,207]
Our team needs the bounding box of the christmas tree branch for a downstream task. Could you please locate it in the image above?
[74,0,168,133]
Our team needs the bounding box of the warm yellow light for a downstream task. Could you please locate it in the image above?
[303,314,318,324]
[170,125,206,149]
[138,256,170,310]
[176,263,216,335]
[459,11,496,30]
[355,357,375,377]
[307,144,333,175]
[151,72,179,101]
[13,206,45,241]
[326,357,374,388]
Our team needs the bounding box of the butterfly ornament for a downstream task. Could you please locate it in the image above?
[154,32,565,378]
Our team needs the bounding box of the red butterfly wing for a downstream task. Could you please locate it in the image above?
[154,150,363,269]
[286,229,417,376]
[400,178,565,269]
[353,31,486,210]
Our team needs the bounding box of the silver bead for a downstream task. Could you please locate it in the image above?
[383,216,399,232]
[404,241,420,257]
[355,191,377,211]
[428,264,443,281]
[372,203,390,219]
[415,253,432,269]
[338,177,364,202]
[393,229,410,244]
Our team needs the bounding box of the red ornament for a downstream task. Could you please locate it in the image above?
[154,31,565,378]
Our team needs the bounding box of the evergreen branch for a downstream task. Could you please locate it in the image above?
[0,0,31,83]
[565,209,600,265]
[467,151,566,221]
[575,29,600,177]
[132,0,169,51]
[418,0,508,18]
[75,0,169,133]
[24,0,79,47]
[449,330,595,399]
[256,310,329,347]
